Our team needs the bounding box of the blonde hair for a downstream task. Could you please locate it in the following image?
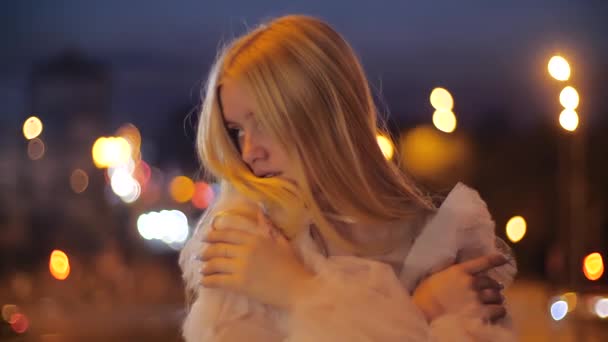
[197,15,435,255]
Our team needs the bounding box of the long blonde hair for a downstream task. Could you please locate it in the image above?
[197,15,435,255]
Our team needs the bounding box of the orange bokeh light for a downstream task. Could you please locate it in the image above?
[583,252,604,281]
[49,250,70,280]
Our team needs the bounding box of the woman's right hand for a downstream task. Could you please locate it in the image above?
[411,254,508,323]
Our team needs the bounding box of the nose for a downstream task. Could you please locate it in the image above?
[240,131,266,167]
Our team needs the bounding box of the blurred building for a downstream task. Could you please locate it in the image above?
[1,50,119,276]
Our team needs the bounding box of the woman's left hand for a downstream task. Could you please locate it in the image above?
[199,208,316,311]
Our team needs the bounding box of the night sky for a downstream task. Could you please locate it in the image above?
[2,0,607,134]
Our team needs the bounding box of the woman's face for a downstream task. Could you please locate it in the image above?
[218,77,297,184]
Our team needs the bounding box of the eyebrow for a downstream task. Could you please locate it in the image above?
[223,112,254,126]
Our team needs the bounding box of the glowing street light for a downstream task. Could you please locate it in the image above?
[559,86,579,110]
[23,116,43,140]
[376,134,394,160]
[548,56,571,81]
[506,216,527,243]
[559,109,579,132]
[432,110,457,133]
[583,252,604,281]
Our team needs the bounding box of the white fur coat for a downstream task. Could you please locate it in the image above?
[179,183,517,341]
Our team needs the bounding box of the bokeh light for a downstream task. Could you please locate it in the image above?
[110,168,138,197]
[562,292,577,313]
[70,169,89,194]
[559,86,579,110]
[192,182,215,209]
[432,110,457,133]
[27,138,45,160]
[23,116,43,140]
[594,298,608,319]
[550,299,568,321]
[559,109,579,132]
[49,250,70,280]
[376,134,394,160]
[9,313,29,334]
[548,56,571,81]
[92,136,132,168]
[116,123,142,159]
[137,210,189,246]
[170,176,195,203]
[2,304,19,322]
[430,87,454,111]
[583,252,604,281]
[506,216,527,243]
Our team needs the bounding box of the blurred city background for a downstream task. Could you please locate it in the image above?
[1,1,607,341]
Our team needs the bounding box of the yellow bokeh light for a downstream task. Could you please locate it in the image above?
[49,250,70,280]
[22,116,43,140]
[559,109,579,132]
[170,176,195,203]
[432,110,457,133]
[561,292,577,313]
[430,87,454,111]
[559,86,579,110]
[376,134,394,160]
[70,169,89,194]
[92,137,132,168]
[506,216,527,243]
[548,56,571,81]
[27,138,45,160]
[583,252,604,281]
[116,123,142,160]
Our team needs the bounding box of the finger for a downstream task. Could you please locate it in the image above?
[201,258,238,275]
[478,288,505,305]
[211,211,258,232]
[200,243,242,261]
[200,273,239,289]
[472,275,503,290]
[204,228,255,245]
[459,254,508,275]
[482,304,507,323]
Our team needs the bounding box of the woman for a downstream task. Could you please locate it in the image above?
[180,15,517,341]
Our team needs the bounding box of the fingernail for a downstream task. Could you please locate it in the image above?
[498,282,504,290]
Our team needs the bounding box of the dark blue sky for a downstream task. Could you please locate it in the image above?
[2,0,607,133]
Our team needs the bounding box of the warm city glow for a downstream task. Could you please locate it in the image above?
[506,216,527,243]
[430,87,454,111]
[583,252,604,281]
[559,109,579,132]
[70,169,89,194]
[22,116,43,140]
[92,137,132,168]
[548,56,571,81]
[561,292,577,313]
[27,138,45,160]
[49,250,70,280]
[559,86,579,110]
[432,110,457,133]
[170,176,195,203]
[376,134,394,160]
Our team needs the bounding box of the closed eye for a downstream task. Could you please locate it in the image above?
[226,126,243,151]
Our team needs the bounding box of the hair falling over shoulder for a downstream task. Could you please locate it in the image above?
[195,15,436,256]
